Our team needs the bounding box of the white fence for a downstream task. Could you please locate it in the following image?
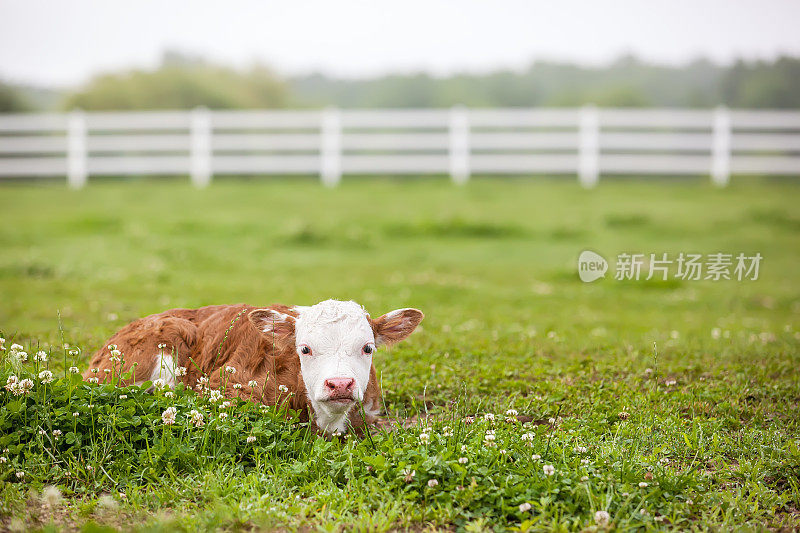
[0,106,799,188]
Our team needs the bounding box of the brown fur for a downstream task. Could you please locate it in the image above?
[84,304,384,431]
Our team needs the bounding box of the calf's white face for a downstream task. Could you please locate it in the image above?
[249,299,423,434]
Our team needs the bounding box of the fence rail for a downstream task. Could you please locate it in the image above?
[0,107,799,188]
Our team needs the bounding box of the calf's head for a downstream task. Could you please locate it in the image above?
[248,299,423,433]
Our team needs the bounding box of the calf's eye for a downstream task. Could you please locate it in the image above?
[299,345,312,355]
[362,343,374,355]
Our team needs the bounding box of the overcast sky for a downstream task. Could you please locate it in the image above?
[1,0,799,87]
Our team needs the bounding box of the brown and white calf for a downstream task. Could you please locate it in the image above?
[85,300,423,434]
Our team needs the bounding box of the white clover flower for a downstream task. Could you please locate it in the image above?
[34,351,48,362]
[401,469,415,482]
[164,391,174,398]
[161,406,177,425]
[110,349,121,357]
[278,384,289,393]
[543,464,555,476]
[581,458,590,465]
[521,432,534,441]
[108,344,117,350]
[644,368,654,375]
[88,377,99,384]
[499,449,507,455]
[665,380,677,386]
[427,479,438,488]
[39,370,54,383]
[10,343,23,352]
[16,471,24,479]
[640,509,648,516]
[418,433,430,444]
[225,366,236,374]
[531,454,541,460]
[483,433,496,442]
[19,378,34,395]
[506,409,518,417]
[248,380,258,388]
[189,410,205,427]
[16,351,28,362]
[153,378,167,390]
[594,510,610,526]
[639,482,649,488]
[175,366,187,377]
[519,502,532,512]
[618,411,630,420]
[218,412,229,421]
[72,412,79,417]
[581,476,589,482]
[4,375,18,389]
[68,366,79,374]
[548,417,556,425]
[484,413,495,422]
[119,394,128,400]
[458,457,468,464]
[575,446,588,453]
[220,401,231,409]
[91,368,99,374]
[247,435,256,443]
[441,426,453,437]
[686,499,694,505]
[103,369,110,374]
[461,444,468,452]
[233,383,242,390]
[157,343,166,349]
[0,457,6,463]
[208,390,223,403]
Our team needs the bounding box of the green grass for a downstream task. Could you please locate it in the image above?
[0,177,799,531]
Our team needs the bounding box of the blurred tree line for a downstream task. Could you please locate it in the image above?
[1,52,799,111]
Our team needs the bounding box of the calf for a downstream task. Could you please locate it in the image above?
[84,300,423,434]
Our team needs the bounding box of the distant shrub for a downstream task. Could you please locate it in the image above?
[64,52,288,110]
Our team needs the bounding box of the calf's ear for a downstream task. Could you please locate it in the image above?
[371,308,424,346]
[249,308,296,346]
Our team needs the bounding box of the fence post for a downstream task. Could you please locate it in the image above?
[578,104,599,188]
[190,107,212,188]
[67,110,87,189]
[320,107,342,187]
[449,105,470,184]
[711,106,731,187]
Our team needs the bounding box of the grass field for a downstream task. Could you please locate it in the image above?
[0,177,799,531]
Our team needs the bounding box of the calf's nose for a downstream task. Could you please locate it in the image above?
[324,377,355,398]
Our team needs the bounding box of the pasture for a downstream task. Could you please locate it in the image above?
[0,177,799,531]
